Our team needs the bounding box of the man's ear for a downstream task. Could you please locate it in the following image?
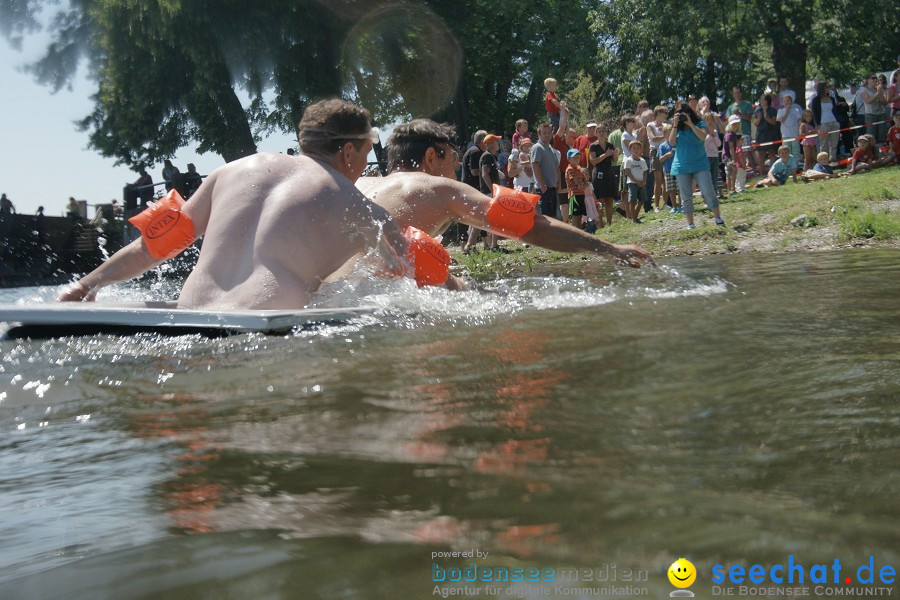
[340,141,356,162]
[422,146,438,172]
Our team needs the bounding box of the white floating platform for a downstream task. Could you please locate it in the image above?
[0,302,379,338]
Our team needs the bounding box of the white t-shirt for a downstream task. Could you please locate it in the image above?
[623,156,647,183]
[622,131,636,158]
[508,149,535,190]
[646,122,665,150]
[777,105,802,138]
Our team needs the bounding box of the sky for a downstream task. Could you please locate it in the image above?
[0,36,298,217]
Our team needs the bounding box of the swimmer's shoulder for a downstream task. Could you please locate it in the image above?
[357,171,457,195]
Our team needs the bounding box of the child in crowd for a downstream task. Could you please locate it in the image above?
[755,144,798,188]
[888,113,900,165]
[620,115,638,160]
[545,78,562,131]
[648,106,668,210]
[799,109,818,170]
[656,126,680,212]
[508,138,535,192]
[846,135,876,175]
[704,113,723,198]
[733,133,748,193]
[565,148,589,230]
[801,152,838,182]
[847,134,893,174]
[623,140,648,222]
[615,115,637,211]
[511,119,532,150]
[723,116,741,194]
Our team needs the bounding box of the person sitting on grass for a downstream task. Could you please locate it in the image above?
[755,145,798,188]
[862,134,894,168]
[845,134,891,175]
[801,152,838,182]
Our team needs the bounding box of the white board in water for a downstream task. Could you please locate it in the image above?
[0,302,378,337]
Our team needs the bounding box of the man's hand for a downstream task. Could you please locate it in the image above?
[611,244,656,268]
[57,280,96,302]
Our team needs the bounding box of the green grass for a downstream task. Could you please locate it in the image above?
[448,167,900,274]
[836,206,900,240]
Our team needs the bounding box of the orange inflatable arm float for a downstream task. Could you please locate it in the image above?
[486,184,538,238]
[406,226,451,287]
[128,189,198,260]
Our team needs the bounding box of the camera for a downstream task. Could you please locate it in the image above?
[676,111,689,130]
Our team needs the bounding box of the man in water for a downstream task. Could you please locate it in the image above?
[354,119,654,269]
[58,99,410,309]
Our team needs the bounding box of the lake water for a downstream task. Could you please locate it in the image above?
[1,249,898,599]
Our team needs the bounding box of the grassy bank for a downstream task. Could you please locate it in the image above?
[452,167,900,277]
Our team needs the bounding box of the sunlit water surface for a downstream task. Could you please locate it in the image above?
[1,249,897,599]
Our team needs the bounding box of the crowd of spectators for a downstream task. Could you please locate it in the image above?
[457,63,899,240]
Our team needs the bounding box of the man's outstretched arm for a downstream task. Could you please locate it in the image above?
[520,215,654,268]
[58,172,216,301]
[57,239,166,301]
[439,180,655,268]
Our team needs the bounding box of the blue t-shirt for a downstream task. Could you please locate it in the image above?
[671,121,709,176]
[813,163,834,174]
[770,155,799,182]
[657,141,675,173]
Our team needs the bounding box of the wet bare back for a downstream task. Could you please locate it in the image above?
[179,153,396,310]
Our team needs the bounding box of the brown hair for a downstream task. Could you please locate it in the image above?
[298,98,371,158]
[386,119,456,172]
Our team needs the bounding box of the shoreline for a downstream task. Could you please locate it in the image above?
[452,167,899,276]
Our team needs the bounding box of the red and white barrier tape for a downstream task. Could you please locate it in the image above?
[741,118,892,151]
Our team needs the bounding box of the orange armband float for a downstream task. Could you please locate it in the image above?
[486,184,538,238]
[128,189,197,260]
[405,226,450,287]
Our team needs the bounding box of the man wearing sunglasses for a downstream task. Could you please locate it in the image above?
[59,99,412,309]
[351,119,654,278]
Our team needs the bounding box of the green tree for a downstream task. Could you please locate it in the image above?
[588,0,900,111]
[428,0,595,139]
[0,0,350,168]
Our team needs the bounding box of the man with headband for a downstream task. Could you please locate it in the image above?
[58,99,419,309]
[351,119,654,278]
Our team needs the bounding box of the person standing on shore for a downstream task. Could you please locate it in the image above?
[668,103,726,230]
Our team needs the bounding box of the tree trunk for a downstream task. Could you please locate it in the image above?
[214,81,258,163]
[772,40,808,108]
[186,59,258,163]
[759,0,812,109]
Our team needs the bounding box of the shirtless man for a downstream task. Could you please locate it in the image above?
[58,99,410,309]
[354,119,654,269]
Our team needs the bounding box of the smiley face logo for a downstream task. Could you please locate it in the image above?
[668,558,696,588]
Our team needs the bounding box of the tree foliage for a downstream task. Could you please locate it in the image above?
[1,0,896,168]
